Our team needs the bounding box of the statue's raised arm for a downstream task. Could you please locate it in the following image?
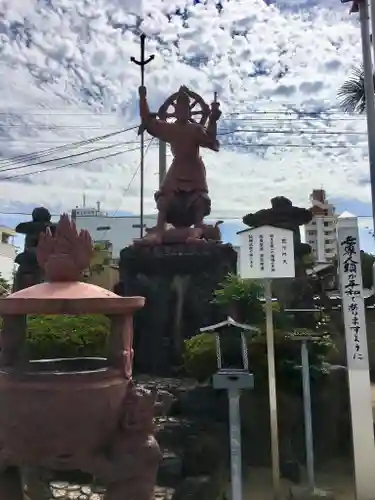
[138,86,176,143]
[195,99,221,152]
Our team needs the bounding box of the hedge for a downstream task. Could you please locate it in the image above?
[13,315,110,360]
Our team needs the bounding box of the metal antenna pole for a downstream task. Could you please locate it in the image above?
[131,33,154,238]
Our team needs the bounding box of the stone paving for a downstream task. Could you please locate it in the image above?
[48,483,172,500]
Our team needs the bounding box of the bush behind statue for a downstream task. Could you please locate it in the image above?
[183,274,335,391]
[0,315,111,359]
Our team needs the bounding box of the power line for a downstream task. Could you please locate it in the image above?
[0,108,362,116]
[1,123,367,135]
[0,140,140,173]
[0,210,372,220]
[0,146,142,181]
[218,128,367,136]
[0,126,138,167]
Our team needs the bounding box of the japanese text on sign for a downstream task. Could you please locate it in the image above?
[238,226,295,279]
[281,237,288,265]
[270,233,276,272]
[259,235,265,272]
[248,234,254,269]
[341,235,363,361]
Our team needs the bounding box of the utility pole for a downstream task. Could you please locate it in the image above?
[360,0,375,230]
[344,0,375,229]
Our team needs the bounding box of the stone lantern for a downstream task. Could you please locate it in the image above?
[0,214,161,500]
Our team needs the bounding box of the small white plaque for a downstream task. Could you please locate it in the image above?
[238,225,295,279]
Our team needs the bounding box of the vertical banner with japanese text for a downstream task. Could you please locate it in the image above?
[337,219,369,369]
[336,213,375,500]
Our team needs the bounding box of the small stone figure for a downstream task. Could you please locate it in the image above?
[243,196,312,261]
[137,85,221,244]
[13,207,56,291]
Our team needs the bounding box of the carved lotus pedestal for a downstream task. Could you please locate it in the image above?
[0,214,161,500]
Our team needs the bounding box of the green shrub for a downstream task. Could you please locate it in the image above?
[188,273,334,391]
[24,315,110,359]
[183,330,333,391]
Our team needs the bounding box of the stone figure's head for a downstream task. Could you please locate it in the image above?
[175,86,191,123]
[270,196,293,211]
[31,206,52,223]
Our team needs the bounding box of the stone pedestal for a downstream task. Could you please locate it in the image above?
[118,242,237,375]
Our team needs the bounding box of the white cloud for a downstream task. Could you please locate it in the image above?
[0,0,370,219]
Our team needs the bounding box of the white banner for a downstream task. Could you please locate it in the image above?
[337,217,369,369]
[336,213,375,500]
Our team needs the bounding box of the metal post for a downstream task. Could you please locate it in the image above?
[159,140,167,187]
[130,34,154,238]
[301,340,315,492]
[359,0,375,228]
[228,388,243,500]
[264,279,280,498]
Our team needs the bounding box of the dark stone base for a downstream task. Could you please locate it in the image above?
[117,243,237,375]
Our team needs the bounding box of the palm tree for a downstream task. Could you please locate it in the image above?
[337,65,367,113]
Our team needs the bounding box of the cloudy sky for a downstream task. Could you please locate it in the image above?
[0,0,374,250]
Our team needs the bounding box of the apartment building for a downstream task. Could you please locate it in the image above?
[304,189,338,263]
[0,226,17,283]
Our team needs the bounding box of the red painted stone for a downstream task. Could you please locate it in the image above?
[0,213,160,500]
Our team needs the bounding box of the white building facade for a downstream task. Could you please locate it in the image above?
[0,226,17,283]
[71,206,157,260]
[304,189,338,263]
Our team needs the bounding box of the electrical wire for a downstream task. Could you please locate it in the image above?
[0,140,140,174]
[109,138,155,218]
[0,210,372,219]
[0,126,138,167]
[0,146,142,181]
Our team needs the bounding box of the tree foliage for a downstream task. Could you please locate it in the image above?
[184,274,334,390]
[360,250,375,289]
[337,65,367,114]
[0,273,11,297]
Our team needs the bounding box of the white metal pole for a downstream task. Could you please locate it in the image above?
[264,279,281,498]
[228,388,243,500]
[301,340,315,492]
[337,213,375,500]
[359,0,375,227]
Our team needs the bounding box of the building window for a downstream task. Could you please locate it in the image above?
[307,231,315,236]
[1,233,9,245]
[97,226,111,231]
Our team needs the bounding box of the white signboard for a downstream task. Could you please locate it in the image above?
[238,225,295,279]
